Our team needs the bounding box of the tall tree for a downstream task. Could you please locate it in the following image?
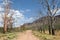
[3,0,10,33]
[38,0,60,35]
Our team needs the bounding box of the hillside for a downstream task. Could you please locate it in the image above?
[21,15,60,30]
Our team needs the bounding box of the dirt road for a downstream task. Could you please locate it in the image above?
[16,30,39,40]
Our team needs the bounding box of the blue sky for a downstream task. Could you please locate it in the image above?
[11,0,40,17]
[11,0,40,27]
[0,0,40,27]
[0,0,60,27]
[11,0,60,27]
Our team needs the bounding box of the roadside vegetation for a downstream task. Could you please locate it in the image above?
[0,32,16,40]
[32,30,60,40]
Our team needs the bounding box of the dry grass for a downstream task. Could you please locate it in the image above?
[32,30,60,40]
[0,32,16,40]
[0,30,60,40]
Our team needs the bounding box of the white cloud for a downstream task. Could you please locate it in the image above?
[1,0,13,5]
[11,10,24,19]
[25,17,34,23]
[51,8,60,16]
[20,9,31,13]
[25,9,31,12]
[0,6,4,11]
[0,7,34,27]
[20,10,25,13]
[55,9,60,15]
[14,17,35,27]
[56,9,60,13]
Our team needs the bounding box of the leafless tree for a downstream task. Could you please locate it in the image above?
[7,12,14,31]
[3,0,11,33]
[38,0,60,35]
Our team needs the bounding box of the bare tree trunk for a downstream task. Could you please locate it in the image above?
[50,16,55,35]
[3,4,9,33]
[10,23,13,30]
[40,26,42,33]
[52,26,55,35]
[48,25,51,34]
[48,16,52,34]
[43,19,45,33]
[3,16,8,33]
[42,25,45,33]
[51,17,55,35]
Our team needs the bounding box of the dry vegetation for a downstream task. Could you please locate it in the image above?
[0,32,16,40]
[32,30,60,40]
